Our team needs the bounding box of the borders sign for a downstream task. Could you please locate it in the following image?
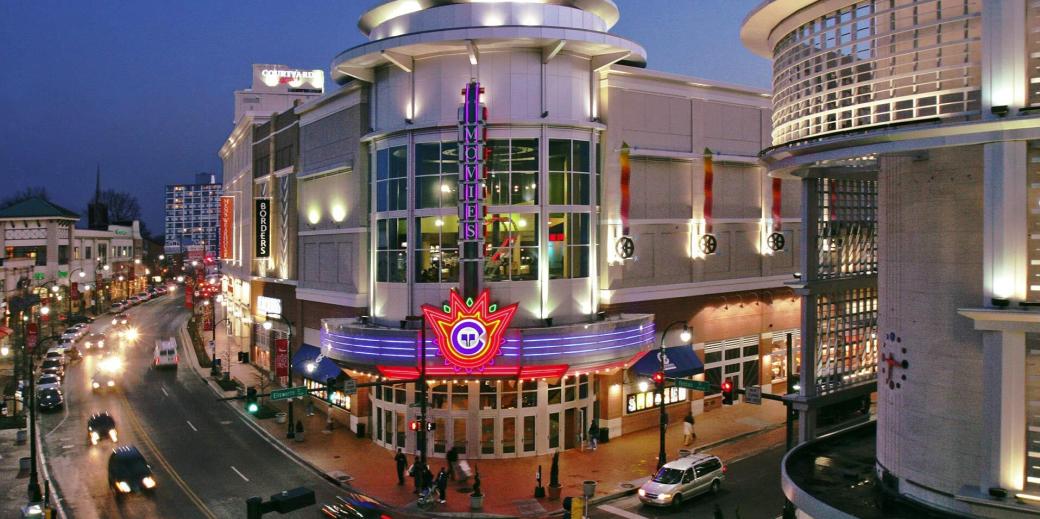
[255,198,271,259]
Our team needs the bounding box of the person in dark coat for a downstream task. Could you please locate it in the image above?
[446,446,459,480]
[588,421,600,450]
[436,467,449,504]
[410,455,422,494]
[422,464,435,497]
[394,448,407,485]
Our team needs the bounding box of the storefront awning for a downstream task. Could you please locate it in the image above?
[291,344,345,382]
[631,346,704,378]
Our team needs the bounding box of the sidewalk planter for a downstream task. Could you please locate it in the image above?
[547,485,561,500]
[275,412,288,424]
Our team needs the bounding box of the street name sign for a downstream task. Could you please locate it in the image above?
[342,379,357,395]
[745,385,762,405]
[675,379,712,391]
[271,386,308,401]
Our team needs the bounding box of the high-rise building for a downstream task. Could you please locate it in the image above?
[164,174,222,257]
[742,0,1040,517]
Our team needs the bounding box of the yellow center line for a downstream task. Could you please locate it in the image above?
[118,391,217,519]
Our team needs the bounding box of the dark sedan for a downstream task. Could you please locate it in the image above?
[108,445,156,495]
[37,388,64,411]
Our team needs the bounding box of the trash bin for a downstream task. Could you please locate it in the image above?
[355,422,366,438]
[275,412,288,424]
[598,428,609,444]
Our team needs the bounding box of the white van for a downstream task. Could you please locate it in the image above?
[638,452,725,507]
[152,338,178,369]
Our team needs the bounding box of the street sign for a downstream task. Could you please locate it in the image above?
[745,385,762,405]
[33,272,45,281]
[57,270,68,278]
[270,386,309,401]
[675,379,712,391]
[342,379,357,395]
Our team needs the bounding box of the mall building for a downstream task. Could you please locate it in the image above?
[223,0,803,459]
[743,0,1040,517]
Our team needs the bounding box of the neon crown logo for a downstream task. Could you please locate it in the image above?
[421,289,518,373]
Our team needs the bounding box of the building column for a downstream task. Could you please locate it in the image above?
[983,141,1027,303]
[981,0,1026,114]
[981,329,1026,493]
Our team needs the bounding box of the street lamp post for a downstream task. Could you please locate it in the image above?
[26,325,61,504]
[656,321,691,470]
[263,314,295,439]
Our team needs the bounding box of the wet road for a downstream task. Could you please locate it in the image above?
[39,295,340,518]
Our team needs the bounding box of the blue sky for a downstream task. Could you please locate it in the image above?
[0,0,768,233]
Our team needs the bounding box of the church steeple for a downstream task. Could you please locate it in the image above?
[88,163,109,230]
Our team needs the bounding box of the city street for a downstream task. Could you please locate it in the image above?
[38,295,340,518]
[592,445,786,519]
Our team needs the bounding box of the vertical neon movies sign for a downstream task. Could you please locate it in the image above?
[458,81,486,299]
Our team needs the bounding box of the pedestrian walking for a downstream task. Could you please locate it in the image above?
[446,446,459,480]
[588,421,599,450]
[394,448,407,485]
[436,467,449,504]
[683,414,696,446]
[410,455,422,494]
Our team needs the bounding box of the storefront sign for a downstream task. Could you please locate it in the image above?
[421,289,517,373]
[627,387,688,413]
[256,296,282,316]
[275,338,289,378]
[255,198,271,258]
[219,196,234,259]
[260,68,323,91]
[458,81,486,297]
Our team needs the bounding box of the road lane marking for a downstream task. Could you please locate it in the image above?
[161,386,169,397]
[186,420,198,432]
[231,465,250,482]
[597,504,649,519]
[118,392,217,519]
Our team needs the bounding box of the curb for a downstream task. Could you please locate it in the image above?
[35,415,68,519]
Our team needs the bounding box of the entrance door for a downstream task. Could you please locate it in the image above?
[564,408,577,450]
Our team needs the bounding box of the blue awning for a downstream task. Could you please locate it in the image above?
[631,346,704,378]
[291,344,346,382]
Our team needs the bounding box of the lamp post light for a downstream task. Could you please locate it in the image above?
[263,313,295,439]
[657,321,691,470]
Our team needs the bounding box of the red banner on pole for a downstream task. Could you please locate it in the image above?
[619,142,631,236]
[703,148,714,234]
[27,323,38,350]
[772,177,782,232]
[275,339,289,378]
[219,196,234,260]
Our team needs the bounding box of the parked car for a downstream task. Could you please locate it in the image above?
[88,412,118,445]
[41,358,65,380]
[36,374,61,391]
[108,445,156,495]
[37,388,64,411]
[44,349,66,366]
[110,301,127,313]
[638,453,725,507]
[113,313,130,326]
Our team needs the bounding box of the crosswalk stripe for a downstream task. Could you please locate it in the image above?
[597,504,650,519]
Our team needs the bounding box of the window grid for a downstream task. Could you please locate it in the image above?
[771,0,982,145]
[814,287,878,394]
[1024,333,1040,491]
[1027,142,1040,301]
[416,216,459,283]
[817,178,878,279]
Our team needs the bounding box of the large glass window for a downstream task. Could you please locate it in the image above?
[415,142,458,209]
[376,218,407,282]
[416,216,459,283]
[484,213,538,281]
[375,146,407,212]
[523,415,536,452]
[486,139,538,206]
[549,139,591,205]
[548,213,590,279]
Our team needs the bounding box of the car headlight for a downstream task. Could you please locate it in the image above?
[142,476,156,489]
[107,380,115,387]
[92,382,100,389]
[90,431,99,445]
[658,493,671,501]
[110,429,118,442]
[638,488,646,497]
[115,481,131,493]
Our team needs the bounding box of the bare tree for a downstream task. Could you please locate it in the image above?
[96,189,142,223]
[254,371,273,405]
[0,186,49,209]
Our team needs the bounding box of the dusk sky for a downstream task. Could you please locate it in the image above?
[0,1,768,234]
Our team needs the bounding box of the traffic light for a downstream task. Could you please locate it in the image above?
[246,387,259,414]
[426,421,436,431]
[409,420,420,432]
[721,378,734,405]
[652,371,665,386]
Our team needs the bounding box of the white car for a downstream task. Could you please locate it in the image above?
[153,339,178,369]
[36,374,62,391]
[44,350,66,366]
[52,339,75,354]
[638,453,726,507]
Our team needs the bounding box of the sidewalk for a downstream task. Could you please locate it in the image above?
[189,323,787,517]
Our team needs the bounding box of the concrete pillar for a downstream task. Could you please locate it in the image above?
[983,141,1027,303]
[980,329,1026,493]
[981,0,1027,114]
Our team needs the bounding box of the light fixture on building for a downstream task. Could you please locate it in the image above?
[40,306,50,316]
[680,326,692,343]
[306,361,316,374]
[638,380,649,393]
[991,297,1011,308]
[262,320,273,331]
[78,271,86,278]
[991,105,1010,117]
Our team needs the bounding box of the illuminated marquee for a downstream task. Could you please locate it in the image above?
[457,81,486,297]
[421,289,517,373]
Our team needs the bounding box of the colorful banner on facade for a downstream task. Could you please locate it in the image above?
[620,142,631,236]
[219,196,234,260]
[771,177,782,231]
[255,198,271,259]
[703,147,714,233]
[275,338,289,378]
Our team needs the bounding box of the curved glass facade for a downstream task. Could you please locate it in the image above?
[771,0,982,145]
